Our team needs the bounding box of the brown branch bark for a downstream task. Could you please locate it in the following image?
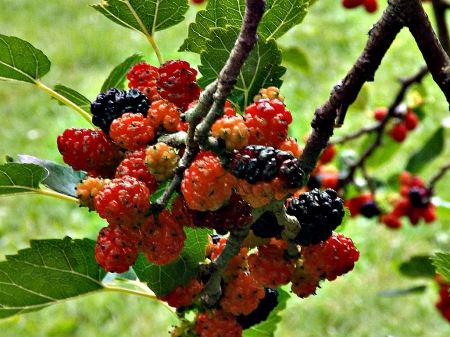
[299,0,450,178]
[403,0,450,102]
[299,3,404,176]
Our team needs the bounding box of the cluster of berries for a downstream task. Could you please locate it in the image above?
[345,193,381,219]
[163,211,358,335]
[435,275,450,322]
[56,57,361,335]
[373,106,420,143]
[345,171,437,228]
[342,0,378,13]
[381,171,436,228]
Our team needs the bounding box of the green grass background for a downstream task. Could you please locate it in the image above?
[1,0,450,336]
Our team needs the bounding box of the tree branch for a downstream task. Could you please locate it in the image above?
[299,3,404,177]
[402,0,450,104]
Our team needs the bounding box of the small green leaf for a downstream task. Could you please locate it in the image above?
[133,227,210,297]
[180,0,308,53]
[198,27,285,110]
[398,255,436,279]
[0,163,46,196]
[379,285,427,297]
[364,133,401,168]
[432,252,450,281]
[405,127,445,174]
[0,34,51,84]
[179,0,246,54]
[101,53,144,92]
[259,0,308,40]
[281,47,310,72]
[53,85,91,114]
[243,287,290,337]
[0,237,105,319]
[16,155,86,197]
[91,0,189,36]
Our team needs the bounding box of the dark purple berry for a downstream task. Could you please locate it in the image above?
[287,188,344,246]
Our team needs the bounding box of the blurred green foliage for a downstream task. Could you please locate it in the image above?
[0,0,450,336]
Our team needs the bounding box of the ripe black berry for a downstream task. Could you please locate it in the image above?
[191,192,252,234]
[250,212,282,239]
[287,188,344,246]
[91,88,150,134]
[230,145,304,189]
[359,201,381,218]
[409,187,429,208]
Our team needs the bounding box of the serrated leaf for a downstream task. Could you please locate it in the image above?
[133,227,210,297]
[179,0,246,54]
[379,285,427,297]
[0,34,51,84]
[198,27,285,110]
[91,0,189,38]
[101,53,144,92]
[259,0,308,40]
[432,252,450,281]
[53,85,91,114]
[243,288,290,337]
[405,127,445,174]
[0,237,105,319]
[16,155,86,197]
[180,0,308,54]
[0,163,46,196]
[398,255,436,279]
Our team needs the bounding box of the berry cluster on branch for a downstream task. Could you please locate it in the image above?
[50,0,450,334]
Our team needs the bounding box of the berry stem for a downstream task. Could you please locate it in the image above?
[337,66,428,188]
[200,226,251,307]
[428,161,450,189]
[38,188,79,204]
[154,0,270,212]
[154,82,218,210]
[103,282,178,317]
[123,0,163,65]
[35,81,94,126]
[147,36,164,66]
[195,0,266,144]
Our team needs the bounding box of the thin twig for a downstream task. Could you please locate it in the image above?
[428,161,450,188]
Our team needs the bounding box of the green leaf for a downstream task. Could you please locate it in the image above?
[379,285,427,297]
[281,47,310,72]
[198,27,285,110]
[16,155,86,197]
[398,255,436,279]
[363,133,401,169]
[243,287,290,337]
[259,0,308,40]
[405,127,445,174]
[0,34,51,84]
[133,227,210,297]
[180,0,308,53]
[0,237,105,319]
[91,0,189,36]
[101,53,144,92]
[53,85,91,114]
[179,0,246,54]
[0,163,46,196]
[432,252,450,281]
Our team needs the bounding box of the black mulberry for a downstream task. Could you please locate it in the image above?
[287,188,344,246]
